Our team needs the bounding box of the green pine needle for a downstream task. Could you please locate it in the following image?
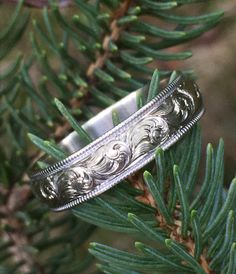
[27,133,66,160]
[54,98,92,145]
[147,69,160,102]
[173,165,190,238]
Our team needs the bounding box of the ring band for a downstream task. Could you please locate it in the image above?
[30,75,204,211]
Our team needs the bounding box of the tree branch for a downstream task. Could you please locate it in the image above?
[129,172,214,274]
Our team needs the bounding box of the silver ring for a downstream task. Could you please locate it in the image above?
[30,75,204,211]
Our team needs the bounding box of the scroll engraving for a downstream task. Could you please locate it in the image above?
[34,79,202,209]
[39,116,170,204]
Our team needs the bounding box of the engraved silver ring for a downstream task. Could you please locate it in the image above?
[30,75,204,211]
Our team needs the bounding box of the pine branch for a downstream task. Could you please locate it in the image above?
[86,132,235,274]
[23,0,223,142]
[1,1,234,274]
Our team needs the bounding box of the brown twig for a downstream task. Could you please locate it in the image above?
[0,185,45,274]
[129,172,214,274]
[86,0,132,78]
[55,0,133,140]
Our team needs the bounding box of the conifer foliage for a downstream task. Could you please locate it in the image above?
[0,1,235,274]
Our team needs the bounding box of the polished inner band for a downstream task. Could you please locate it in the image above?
[30,76,204,211]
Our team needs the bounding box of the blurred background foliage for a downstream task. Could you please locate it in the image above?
[0,0,235,274]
